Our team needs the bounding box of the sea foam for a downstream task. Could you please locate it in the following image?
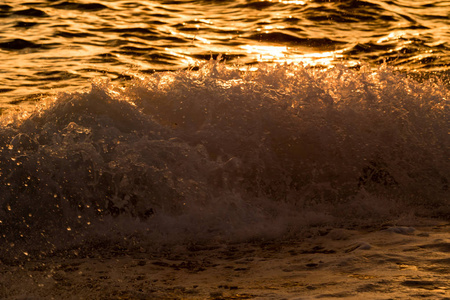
[0,62,448,258]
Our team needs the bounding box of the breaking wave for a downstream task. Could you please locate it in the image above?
[0,62,448,260]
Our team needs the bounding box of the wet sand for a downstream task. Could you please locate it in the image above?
[1,222,449,299]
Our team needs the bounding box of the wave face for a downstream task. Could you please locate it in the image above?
[0,63,449,259]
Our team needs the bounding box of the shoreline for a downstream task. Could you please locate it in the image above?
[1,222,449,299]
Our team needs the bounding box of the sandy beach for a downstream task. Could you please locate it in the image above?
[2,221,448,300]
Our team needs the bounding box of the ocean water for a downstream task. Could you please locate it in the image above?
[0,0,449,260]
[1,0,449,104]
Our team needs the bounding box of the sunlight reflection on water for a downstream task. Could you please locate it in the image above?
[0,0,448,103]
[239,45,357,67]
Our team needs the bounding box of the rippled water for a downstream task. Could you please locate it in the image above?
[1,0,449,105]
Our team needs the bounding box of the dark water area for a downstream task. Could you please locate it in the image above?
[0,0,449,104]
